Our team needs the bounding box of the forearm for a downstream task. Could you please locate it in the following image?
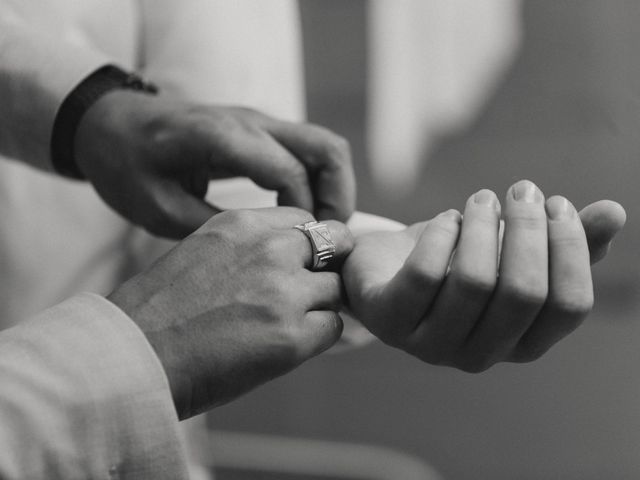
[0,2,110,170]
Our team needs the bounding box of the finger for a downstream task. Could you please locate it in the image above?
[370,210,461,341]
[288,219,355,271]
[267,120,356,222]
[513,196,593,362]
[409,190,500,360]
[146,181,220,239]
[578,200,627,264]
[297,271,345,311]
[298,310,344,358]
[463,180,548,369]
[206,131,315,214]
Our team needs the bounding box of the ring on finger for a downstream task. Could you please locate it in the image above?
[293,221,337,271]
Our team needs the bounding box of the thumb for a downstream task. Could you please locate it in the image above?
[579,200,627,264]
[146,182,220,239]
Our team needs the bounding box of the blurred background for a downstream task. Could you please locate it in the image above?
[208,1,640,479]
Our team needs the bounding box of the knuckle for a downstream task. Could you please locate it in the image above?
[287,161,310,184]
[219,208,262,229]
[317,311,344,342]
[332,198,356,223]
[499,279,548,308]
[325,220,355,249]
[144,195,182,237]
[403,262,446,288]
[414,348,495,373]
[288,207,316,224]
[408,342,454,367]
[198,107,263,138]
[454,354,496,373]
[511,344,549,364]
[228,105,264,123]
[260,234,291,261]
[450,270,497,297]
[320,274,344,310]
[234,105,259,116]
[507,213,546,231]
[429,214,461,237]
[248,277,294,320]
[549,288,594,318]
[275,160,309,192]
[210,209,273,244]
[549,231,585,251]
[274,281,298,311]
[406,344,441,365]
[265,316,303,362]
[466,206,500,226]
[322,134,351,165]
[341,228,356,254]
[425,350,458,367]
[414,351,442,366]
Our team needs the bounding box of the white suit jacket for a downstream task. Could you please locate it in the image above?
[0,293,189,479]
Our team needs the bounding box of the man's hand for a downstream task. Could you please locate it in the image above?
[75,91,356,238]
[343,180,626,372]
[108,207,354,419]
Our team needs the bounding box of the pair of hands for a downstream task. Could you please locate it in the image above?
[80,84,625,417]
[109,183,625,420]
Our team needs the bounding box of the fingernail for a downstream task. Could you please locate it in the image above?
[546,196,575,220]
[511,180,543,203]
[474,189,499,210]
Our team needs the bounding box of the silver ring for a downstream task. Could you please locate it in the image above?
[293,221,337,271]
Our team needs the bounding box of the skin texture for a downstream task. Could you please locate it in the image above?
[75,90,356,239]
[343,180,626,373]
[108,207,354,419]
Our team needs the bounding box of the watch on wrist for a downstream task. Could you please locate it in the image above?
[50,64,159,179]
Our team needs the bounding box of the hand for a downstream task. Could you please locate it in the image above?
[108,207,354,419]
[75,90,356,238]
[343,180,626,372]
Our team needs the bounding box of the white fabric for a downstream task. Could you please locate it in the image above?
[139,0,305,120]
[367,0,522,192]
[0,293,188,479]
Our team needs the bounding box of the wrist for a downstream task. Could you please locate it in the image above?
[50,65,158,179]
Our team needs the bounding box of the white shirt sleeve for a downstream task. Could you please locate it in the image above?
[0,2,113,170]
[0,293,189,479]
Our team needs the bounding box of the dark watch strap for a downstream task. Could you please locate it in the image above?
[50,64,159,179]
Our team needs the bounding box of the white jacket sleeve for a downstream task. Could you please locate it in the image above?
[0,293,189,480]
[0,1,112,170]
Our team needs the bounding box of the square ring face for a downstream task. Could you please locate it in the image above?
[308,224,337,255]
